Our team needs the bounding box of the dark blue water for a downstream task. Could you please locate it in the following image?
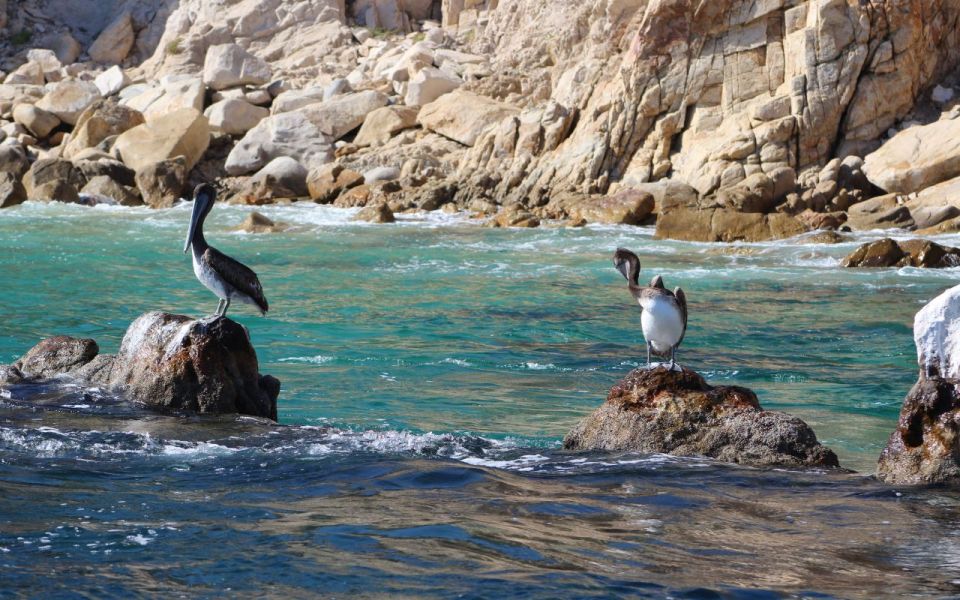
[2,202,960,598]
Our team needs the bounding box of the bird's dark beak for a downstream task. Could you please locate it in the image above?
[184,197,203,253]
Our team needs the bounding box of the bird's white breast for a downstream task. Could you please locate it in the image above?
[639,295,684,353]
[193,250,230,300]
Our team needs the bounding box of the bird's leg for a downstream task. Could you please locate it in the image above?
[669,347,680,372]
[221,297,231,318]
[646,342,652,369]
[213,298,225,318]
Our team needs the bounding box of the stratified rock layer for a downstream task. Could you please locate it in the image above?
[564,366,839,468]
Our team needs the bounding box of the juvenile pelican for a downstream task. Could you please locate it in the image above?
[613,248,687,369]
[184,183,269,318]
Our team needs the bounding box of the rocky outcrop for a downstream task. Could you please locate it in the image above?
[1,312,279,420]
[863,119,960,194]
[655,208,808,242]
[878,285,960,483]
[842,238,960,268]
[564,366,839,468]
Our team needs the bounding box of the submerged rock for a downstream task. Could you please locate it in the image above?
[841,238,960,268]
[564,366,839,468]
[3,312,279,420]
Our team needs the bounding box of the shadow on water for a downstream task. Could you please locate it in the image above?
[3,390,960,598]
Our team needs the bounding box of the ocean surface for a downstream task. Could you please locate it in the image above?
[2,201,960,598]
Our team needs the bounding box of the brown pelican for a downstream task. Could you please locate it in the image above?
[613,248,687,369]
[184,183,269,318]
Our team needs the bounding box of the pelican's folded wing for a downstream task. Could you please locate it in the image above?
[204,247,269,313]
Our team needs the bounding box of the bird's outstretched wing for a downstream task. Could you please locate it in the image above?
[673,287,687,346]
[204,247,269,314]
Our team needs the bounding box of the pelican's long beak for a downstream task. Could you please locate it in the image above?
[184,198,202,253]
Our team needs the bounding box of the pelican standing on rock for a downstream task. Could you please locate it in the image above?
[184,183,269,318]
[613,248,687,369]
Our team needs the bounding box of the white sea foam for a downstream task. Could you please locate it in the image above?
[278,355,335,364]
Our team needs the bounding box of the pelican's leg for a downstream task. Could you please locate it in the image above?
[669,347,676,371]
[214,298,225,318]
[646,342,652,368]
[221,297,231,317]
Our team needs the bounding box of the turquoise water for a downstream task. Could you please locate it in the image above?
[2,201,960,597]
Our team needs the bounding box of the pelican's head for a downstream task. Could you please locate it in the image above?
[613,247,640,286]
[184,183,217,253]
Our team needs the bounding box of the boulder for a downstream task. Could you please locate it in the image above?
[41,31,82,65]
[491,206,540,228]
[94,66,130,97]
[298,90,389,140]
[419,90,520,147]
[23,158,85,202]
[877,374,960,484]
[0,172,27,208]
[233,211,289,233]
[404,67,462,107]
[88,12,135,64]
[245,157,309,199]
[25,49,61,82]
[203,43,272,91]
[564,366,839,468]
[354,106,419,147]
[204,98,269,135]
[355,202,396,223]
[845,194,914,230]
[135,157,187,208]
[841,238,960,268]
[81,175,142,206]
[4,62,44,86]
[655,208,808,242]
[914,284,960,379]
[13,336,99,379]
[63,100,145,159]
[12,104,60,139]
[0,145,30,178]
[552,190,655,225]
[225,111,334,176]
[363,166,400,183]
[715,173,777,213]
[863,118,960,194]
[113,108,210,173]
[35,80,101,125]
[139,78,205,122]
[270,86,327,114]
[74,158,136,187]
[306,163,364,203]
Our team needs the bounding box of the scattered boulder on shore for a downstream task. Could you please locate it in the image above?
[563,366,839,468]
[878,284,960,484]
[841,238,960,268]
[1,312,279,421]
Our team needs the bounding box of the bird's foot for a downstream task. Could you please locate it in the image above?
[668,361,682,372]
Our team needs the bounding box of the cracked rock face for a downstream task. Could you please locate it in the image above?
[563,366,840,468]
[3,312,279,420]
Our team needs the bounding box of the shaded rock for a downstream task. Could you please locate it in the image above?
[715,173,776,213]
[135,157,187,208]
[234,157,308,203]
[81,175,142,206]
[911,205,960,231]
[492,206,540,228]
[35,80,101,126]
[106,312,278,419]
[39,31,82,65]
[0,145,30,179]
[14,336,99,379]
[845,194,914,230]
[307,163,364,203]
[564,366,839,468]
[916,216,960,236]
[355,106,419,147]
[203,44,272,91]
[418,90,520,147]
[796,210,847,231]
[0,172,27,208]
[656,208,807,242]
[233,211,289,233]
[12,103,60,139]
[204,98,269,135]
[23,158,85,202]
[88,11,135,64]
[0,365,25,385]
[877,375,960,484]
[74,158,136,188]
[114,108,210,172]
[863,118,960,194]
[842,238,960,268]
[63,100,145,160]
[355,202,395,223]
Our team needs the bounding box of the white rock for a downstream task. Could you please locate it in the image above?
[202,44,272,91]
[12,104,60,139]
[271,86,326,114]
[324,79,352,101]
[95,66,130,97]
[425,28,445,45]
[204,98,269,135]
[4,62,44,86]
[915,284,960,377]
[113,108,210,173]
[88,12,135,64]
[35,80,100,126]
[225,111,334,175]
[863,118,960,194]
[253,156,308,196]
[418,89,520,146]
[433,49,487,67]
[363,166,400,183]
[933,84,956,104]
[298,90,389,139]
[142,77,205,121]
[404,67,461,107]
[25,49,61,82]
[245,89,272,106]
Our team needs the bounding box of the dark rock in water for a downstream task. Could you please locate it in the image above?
[877,375,960,484]
[14,335,99,378]
[104,312,278,420]
[4,312,279,420]
[0,172,27,208]
[135,156,186,208]
[842,237,960,268]
[563,366,839,468]
[233,211,289,233]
